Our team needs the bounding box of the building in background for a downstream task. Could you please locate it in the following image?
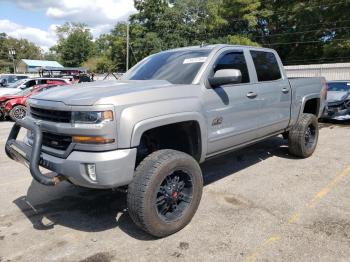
[16,59,63,73]
[285,63,350,81]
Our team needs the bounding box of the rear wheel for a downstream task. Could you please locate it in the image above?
[127,149,203,237]
[10,105,27,121]
[288,113,319,158]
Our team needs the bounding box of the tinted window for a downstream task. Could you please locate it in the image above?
[123,50,211,84]
[214,52,250,83]
[25,80,37,87]
[250,51,282,81]
[328,82,350,91]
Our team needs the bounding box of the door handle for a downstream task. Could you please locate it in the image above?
[282,88,289,94]
[246,92,258,99]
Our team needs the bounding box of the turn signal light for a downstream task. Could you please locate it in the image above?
[72,136,115,144]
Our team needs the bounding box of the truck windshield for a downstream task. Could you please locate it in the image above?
[123,50,211,84]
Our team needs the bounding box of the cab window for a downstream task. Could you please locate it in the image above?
[214,52,250,83]
[250,51,282,82]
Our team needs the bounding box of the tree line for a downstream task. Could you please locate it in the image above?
[1,0,349,73]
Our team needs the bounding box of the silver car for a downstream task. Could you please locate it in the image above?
[323,81,350,120]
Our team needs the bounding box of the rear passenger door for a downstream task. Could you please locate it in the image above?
[250,50,291,136]
[204,49,261,155]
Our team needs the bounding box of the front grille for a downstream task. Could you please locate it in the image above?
[42,132,72,150]
[30,106,71,123]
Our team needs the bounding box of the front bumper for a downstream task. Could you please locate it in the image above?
[322,105,350,120]
[5,118,137,188]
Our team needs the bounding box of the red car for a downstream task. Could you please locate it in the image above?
[2,82,68,121]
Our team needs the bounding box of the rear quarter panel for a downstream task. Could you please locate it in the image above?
[288,77,326,126]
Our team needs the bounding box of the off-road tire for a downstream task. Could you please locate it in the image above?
[127,149,203,238]
[288,113,319,158]
[9,105,27,121]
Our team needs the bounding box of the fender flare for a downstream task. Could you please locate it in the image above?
[130,112,207,162]
[298,93,321,120]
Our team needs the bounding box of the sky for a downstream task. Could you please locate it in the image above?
[0,0,136,51]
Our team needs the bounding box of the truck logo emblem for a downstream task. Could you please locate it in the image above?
[212,117,223,126]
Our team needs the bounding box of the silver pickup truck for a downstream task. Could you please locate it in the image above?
[5,44,327,237]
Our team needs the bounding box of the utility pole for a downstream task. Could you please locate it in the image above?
[9,49,16,73]
[126,23,129,72]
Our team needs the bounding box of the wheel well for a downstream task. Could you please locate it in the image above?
[136,121,201,164]
[303,98,320,116]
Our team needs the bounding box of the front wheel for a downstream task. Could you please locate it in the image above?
[288,113,319,158]
[127,149,203,238]
[9,105,27,121]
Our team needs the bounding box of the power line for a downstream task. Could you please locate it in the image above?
[253,26,350,38]
[284,56,350,63]
[257,1,348,16]
[227,1,349,23]
[263,38,349,46]
[276,18,350,30]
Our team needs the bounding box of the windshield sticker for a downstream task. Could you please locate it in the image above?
[183,57,208,64]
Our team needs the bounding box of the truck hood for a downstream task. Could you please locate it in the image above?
[327,91,350,103]
[30,80,174,106]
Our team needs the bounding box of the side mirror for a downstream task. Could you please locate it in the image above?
[208,69,242,88]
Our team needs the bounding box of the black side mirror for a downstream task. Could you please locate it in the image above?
[208,69,242,88]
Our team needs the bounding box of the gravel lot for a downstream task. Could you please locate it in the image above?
[1,120,350,262]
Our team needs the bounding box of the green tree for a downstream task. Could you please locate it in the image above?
[52,22,94,67]
[0,33,43,73]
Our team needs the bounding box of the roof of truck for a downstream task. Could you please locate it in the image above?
[165,44,275,53]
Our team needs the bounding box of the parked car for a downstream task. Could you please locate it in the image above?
[0,74,28,87]
[5,44,327,237]
[322,81,350,120]
[1,82,69,121]
[0,78,71,95]
[0,94,19,120]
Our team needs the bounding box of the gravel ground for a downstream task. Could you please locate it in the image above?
[1,120,350,262]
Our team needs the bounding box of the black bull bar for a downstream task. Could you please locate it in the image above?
[5,118,65,186]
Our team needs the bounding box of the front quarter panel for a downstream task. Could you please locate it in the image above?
[117,98,207,162]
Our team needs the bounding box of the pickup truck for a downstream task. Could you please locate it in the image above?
[5,44,327,237]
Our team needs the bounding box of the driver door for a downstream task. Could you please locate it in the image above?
[203,49,260,155]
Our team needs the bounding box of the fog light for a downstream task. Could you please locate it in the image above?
[86,164,97,181]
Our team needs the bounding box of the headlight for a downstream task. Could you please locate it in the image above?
[72,110,113,124]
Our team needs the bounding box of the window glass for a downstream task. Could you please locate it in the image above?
[123,50,211,84]
[214,52,250,83]
[26,80,36,87]
[250,51,282,81]
[327,82,350,91]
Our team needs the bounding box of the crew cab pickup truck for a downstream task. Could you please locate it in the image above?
[5,45,327,237]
